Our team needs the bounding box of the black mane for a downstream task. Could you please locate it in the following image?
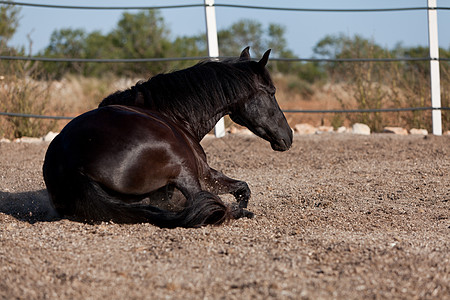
[99,59,261,122]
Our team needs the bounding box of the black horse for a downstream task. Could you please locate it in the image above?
[43,47,293,228]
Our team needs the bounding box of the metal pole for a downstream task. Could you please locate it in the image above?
[204,0,225,137]
[427,0,442,135]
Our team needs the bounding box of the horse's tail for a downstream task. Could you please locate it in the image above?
[48,171,229,228]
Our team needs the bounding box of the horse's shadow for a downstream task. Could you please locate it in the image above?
[0,189,60,223]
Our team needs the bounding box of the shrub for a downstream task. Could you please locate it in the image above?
[0,62,61,139]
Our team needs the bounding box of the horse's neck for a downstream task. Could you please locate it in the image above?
[192,108,228,141]
[150,91,234,141]
[141,67,247,141]
[168,97,230,142]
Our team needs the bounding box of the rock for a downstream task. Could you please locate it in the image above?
[384,127,408,135]
[43,131,59,142]
[294,123,316,135]
[238,128,253,135]
[0,138,11,143]
[229,128,252,135]
[228,127,253,135]
[336,126,348,133]
[444,130,450,135]
[14,137,43,143]
[352,123,371,135]
[228,127,238,134]
[316,126,334,134]
[409,128,428,135]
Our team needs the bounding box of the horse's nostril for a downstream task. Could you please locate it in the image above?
[282,137,292,149]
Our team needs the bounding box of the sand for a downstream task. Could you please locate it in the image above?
[1,133,449,299]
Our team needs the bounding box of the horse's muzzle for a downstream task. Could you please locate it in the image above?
[270,130,293,151]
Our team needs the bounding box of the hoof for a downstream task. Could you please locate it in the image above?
[242,209,254,219]
[230,203,254,219]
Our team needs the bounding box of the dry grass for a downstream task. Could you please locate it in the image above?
[48,75,141,115]
[0,75,60,139]
[0,71,448,138]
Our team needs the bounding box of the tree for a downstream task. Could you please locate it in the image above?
[170,35,207,69]
[313,34,388,77]
[267,24,290,57]
[0,2,21,52]
[43,28,87,77]
[46,28,86,56]
[41,10,174,77]
[108,10,172,75]
[218,19,264,57]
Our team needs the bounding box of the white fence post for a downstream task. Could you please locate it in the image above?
[427,0,442,135]
[204,0,225,138]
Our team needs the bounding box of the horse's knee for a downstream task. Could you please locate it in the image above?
[231,181,251,208]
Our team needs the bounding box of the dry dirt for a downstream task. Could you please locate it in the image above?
[0,133,449,300]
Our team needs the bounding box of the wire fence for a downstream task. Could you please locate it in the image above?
[1,1,450,12]
[1,1,449,123]
[2,107,448,122]
[2,55,450,63]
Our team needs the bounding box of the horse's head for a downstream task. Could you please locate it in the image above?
[229,48,293,151]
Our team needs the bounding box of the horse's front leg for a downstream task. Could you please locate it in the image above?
[201,167,254,218]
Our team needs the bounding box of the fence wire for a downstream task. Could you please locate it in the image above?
[284,107,450,114]
[1,107,449,121]
[1,1,449,12]
[1,55,450,63]
[0,55,210,63]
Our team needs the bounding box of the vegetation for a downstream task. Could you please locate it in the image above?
[0,4,62,138]
[314,34,449,131]
[0,5,449,137]
[0,2,20,51]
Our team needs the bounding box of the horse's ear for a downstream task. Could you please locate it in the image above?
[258,49,271,67]
[239,46,251,61]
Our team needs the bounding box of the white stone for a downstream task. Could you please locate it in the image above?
[0,138,11,143]
[384,127,408,135]
[294,123,316,135]
[14,137,43,143]
[228,127,239,134]
[316,126,334,133]
[336,126,348,133]
[352,123,371,135]
[43,131,59,142]
[229,127,253,135]
[409,128,428,135]
[237,128,253,135]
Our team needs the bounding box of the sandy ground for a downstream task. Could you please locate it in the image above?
[0,133,449,299]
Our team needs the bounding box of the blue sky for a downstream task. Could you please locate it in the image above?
[8,0,450,58]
